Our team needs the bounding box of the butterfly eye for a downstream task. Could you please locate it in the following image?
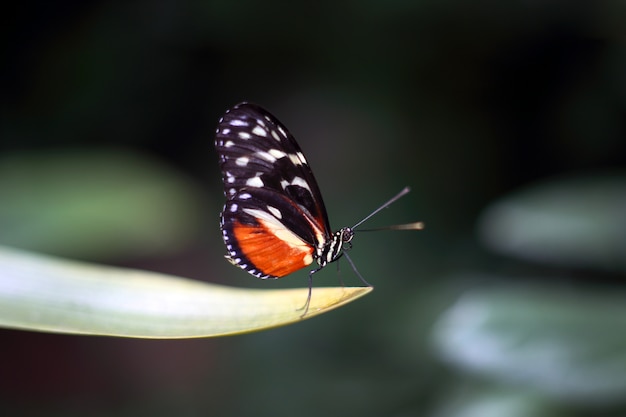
[340,227,354,243]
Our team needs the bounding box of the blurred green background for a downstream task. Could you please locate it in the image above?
[2,1,625,416]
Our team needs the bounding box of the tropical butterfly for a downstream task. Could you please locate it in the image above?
[215,102,423,316]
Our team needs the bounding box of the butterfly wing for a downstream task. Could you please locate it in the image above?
[215,102,332,279]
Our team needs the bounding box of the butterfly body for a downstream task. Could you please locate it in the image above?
[215,102,424,316]
[215,102,350,282]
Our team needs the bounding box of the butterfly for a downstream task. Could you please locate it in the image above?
[214,102,423,316]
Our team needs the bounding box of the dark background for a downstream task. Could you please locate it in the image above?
[2,1,625,416]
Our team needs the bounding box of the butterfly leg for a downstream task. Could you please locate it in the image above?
[343,252,373,287]
[336,260,345,287]
[298,267,322,318]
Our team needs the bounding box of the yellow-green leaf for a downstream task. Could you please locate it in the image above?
[0,246,372,338]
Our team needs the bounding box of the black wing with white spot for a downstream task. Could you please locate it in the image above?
[215,102,333,279]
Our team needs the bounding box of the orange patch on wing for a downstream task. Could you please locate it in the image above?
[232,220,314,277]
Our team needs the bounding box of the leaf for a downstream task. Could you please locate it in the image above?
[432,282,626,405]
[0,149,204,260]
[433,383,563,417]
[478,173,626,271]
[0,246,372,338]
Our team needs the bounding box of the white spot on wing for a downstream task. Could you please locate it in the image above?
[267,205,282,219]
[289,153,303,166]
[246,176,264,187]
[224,140,235,148]
[271,130,281,141]
[238,132,251,140]
[256,151,276,163]
[230,203,238,212]
[291,176,312,192]
[240,193,252,199]
[252,125,267,137]
[236,156,249,166]
[268,149,286,159]
[296,151,307,164]
[230,119,247,127]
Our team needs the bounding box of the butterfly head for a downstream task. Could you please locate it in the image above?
[340,226,354,242]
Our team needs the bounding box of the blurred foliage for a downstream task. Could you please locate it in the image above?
[0,149,206,260]
[479,173,626,271]
[432,384,565,417]
[428,172,626,416]
[434,282,626,406]
[2,0,625,416]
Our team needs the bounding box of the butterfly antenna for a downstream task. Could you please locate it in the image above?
[300,187,421,318]
[358,221,425,232]
[351,186,424,231]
